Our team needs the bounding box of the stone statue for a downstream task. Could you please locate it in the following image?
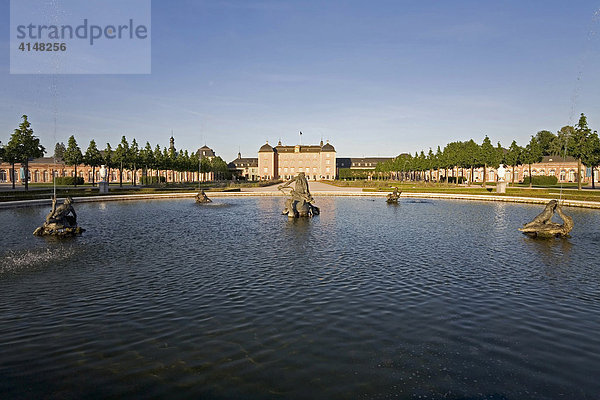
[196,189,212,203]
[386,187,401,203]
[519,200,573,238]
[33,196,84,237]
[497,164,506,182]
[99,165,108,182]
[278,172,320,218]
[98,164,109,193]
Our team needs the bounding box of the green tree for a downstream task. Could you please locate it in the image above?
[153,144,163,181]
[535,130,556,156]
[434,146,443,184]
[129,138,140,186]
[2,139,20,189]
[522,136,543,188]
[163,147,173,182]
[139,142,155,183]
[572,113,592,190]
[7,115,45,191]
[550,125,574,157]
[427,148,436,183]
[443,142,462,184]
[63,135,83,187]
[189,151,200,183]
[479,136,499,187]
[84,140,103,186]
[582,131,600,189]
[53,142,66,160]
[505,140,523,184]
[113,136,130,187]
[463,139,481,185]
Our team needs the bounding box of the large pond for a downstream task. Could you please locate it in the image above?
[1,197,599,399]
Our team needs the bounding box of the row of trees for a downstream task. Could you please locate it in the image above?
[374,113,600,190]
[57,135,231,187]
[1,115,231,190]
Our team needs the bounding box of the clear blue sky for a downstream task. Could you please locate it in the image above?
[2,0,600,162]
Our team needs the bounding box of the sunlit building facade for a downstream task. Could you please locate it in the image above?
[258,140,336,181]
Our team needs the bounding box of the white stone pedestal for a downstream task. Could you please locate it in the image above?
[497,181,506,194]
[99,182,109,194]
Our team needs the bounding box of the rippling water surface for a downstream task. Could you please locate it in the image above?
[1,197,599,399]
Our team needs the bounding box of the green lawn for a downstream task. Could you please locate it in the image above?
[357,182,600,202]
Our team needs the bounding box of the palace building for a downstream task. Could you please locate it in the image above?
[425,155,598,184]
[258,140,336,181]
[228,152,259,181]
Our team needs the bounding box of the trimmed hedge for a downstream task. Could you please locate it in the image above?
[54,176,84,185]
[140,176,166,184]
[339,168,374,179]
[522,176,558,186]
[446,176,467,184]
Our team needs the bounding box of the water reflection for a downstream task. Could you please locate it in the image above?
[493,202,508,232]
[522,235,572,266]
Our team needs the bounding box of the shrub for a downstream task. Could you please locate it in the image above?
[339,168,374,180]
[54,176,84,185]
[446,176,467,184]
[140,176,166,185]
[522,176,558,186]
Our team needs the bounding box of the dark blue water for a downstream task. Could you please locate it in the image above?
[1,197,599,399]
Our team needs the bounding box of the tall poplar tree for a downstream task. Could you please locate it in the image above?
[523,136,543,188]
[572,113,592,190]
[479,136,497,187]
[505,140,523,185]
[581,131,600,189]
[63,135,83,187]
[84,139,103,186]
[113,136,130,187]
[8,115,45,191]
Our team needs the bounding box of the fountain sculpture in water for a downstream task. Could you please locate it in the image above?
[519,200,573,238]
[33,196,85,237]
[386,187,401,203]
[278,172,320,218]
[196,189,212,203]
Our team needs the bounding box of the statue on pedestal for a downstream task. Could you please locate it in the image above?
[497,164,506,182]
[519,200,573,238]
[386,187,401,203]
[98,164,109,193]
[33,196,85,237]
[278,172,320,218]
[196,189,212,203]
